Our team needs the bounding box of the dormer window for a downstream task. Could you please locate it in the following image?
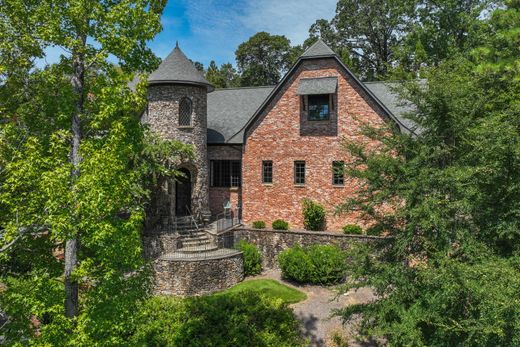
[179,97,192,126]
[308,94,331,121]
[297,77,337,122]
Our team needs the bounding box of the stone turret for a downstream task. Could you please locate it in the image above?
[145,43,213,225]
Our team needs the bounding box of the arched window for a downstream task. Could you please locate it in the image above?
[179,97,192,126]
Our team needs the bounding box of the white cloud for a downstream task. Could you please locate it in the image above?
[175,0,337,65]
[239,0,337,45]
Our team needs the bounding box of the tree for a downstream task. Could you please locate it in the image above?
[0,0,192,344]
[205,60,240,88]
[332,0,415,80]
[235,32,294,86]
[337,1,520,344]
[394,0,496,76]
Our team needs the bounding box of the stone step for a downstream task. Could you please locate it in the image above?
[182,239,211,247]
[179,235,210,241]
[177,245,218,253]
[180,231,207,238]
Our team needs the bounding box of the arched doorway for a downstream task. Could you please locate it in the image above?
[175,168,192,216]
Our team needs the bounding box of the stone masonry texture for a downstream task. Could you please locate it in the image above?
[231,227,386,269]
[242,58,387,230]
[152,253,244,296]
[146,84,210,224]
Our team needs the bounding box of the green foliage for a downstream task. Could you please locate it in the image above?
[219,279,307,304]
[205,60,241,88]
[302,199,326,231]
[131,292,306,347]
[272,219,289,230]
[234,240,262,276]
[236,32,296,86]
[342,224,363,235]
[337,2,520,345]
[252,220,266,229]
[0,0,197,344]
[278,245,348,284]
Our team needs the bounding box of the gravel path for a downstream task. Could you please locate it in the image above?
[247,270,377,347]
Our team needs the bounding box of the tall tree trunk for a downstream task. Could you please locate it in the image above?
[64,40,85,318]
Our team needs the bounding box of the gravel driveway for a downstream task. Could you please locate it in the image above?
[247,270,377,347]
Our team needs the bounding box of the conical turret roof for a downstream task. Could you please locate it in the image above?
[148,42,214,91]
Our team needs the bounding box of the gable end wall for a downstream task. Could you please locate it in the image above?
[242,57,386,230]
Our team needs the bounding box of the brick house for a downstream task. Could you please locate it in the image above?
[143,39,414,231]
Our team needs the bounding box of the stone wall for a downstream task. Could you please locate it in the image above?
[146,84,210,221]
[242,57,388,230]
[229,227,386,269]
[142,234,180,259]
[152,252,244,296]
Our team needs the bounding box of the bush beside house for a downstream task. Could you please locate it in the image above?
[272,219,289,230]
[278,245,347,284]
[234,240,262,276]
[302,199,326,231]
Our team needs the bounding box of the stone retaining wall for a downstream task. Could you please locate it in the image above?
[227,228,386,269]
[142,234,180,259]
[152,252,244,296]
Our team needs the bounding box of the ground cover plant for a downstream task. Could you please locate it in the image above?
[219,279,307,304]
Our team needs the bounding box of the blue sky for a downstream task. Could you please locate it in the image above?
[147,0,338,68]
[41,0,337,69]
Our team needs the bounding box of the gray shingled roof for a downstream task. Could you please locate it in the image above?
[148,43,213,91]
[206,81,417,144]
[207,86,274,144]
[301,39,336,57]
[297,77,337,95]
[364,82,418,134]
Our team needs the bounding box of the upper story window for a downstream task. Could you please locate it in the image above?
[332,161,345,185]
[211,160,241,187]
[308,94,331,121]
[294,161,306,185]
[179,97,192,126]
[262,161,273,184]
[297,77,337,124]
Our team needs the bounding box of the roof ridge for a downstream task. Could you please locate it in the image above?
[213,85,275,91]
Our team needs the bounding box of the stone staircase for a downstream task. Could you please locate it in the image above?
[178,231,218,253]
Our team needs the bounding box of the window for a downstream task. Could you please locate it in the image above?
[294,161,305,185]
[332,161,345,185]
[179,97,192,126]
[262,161,273,184]
[308,94,330,121]
[210,160,241,187]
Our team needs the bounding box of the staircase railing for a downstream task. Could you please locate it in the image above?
[215,207,241,233]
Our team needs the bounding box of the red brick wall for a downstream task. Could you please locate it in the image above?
[242,58,387,231]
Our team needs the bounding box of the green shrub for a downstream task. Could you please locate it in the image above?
[342,224,363,234]
[277,245,312,283]
[272,219,289,230]
[278,244,347,285]
[234,240,262,276]
[302,199,326,231]
[252,220,266,229]
[366,225,383,236]
[131,292,305,346]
